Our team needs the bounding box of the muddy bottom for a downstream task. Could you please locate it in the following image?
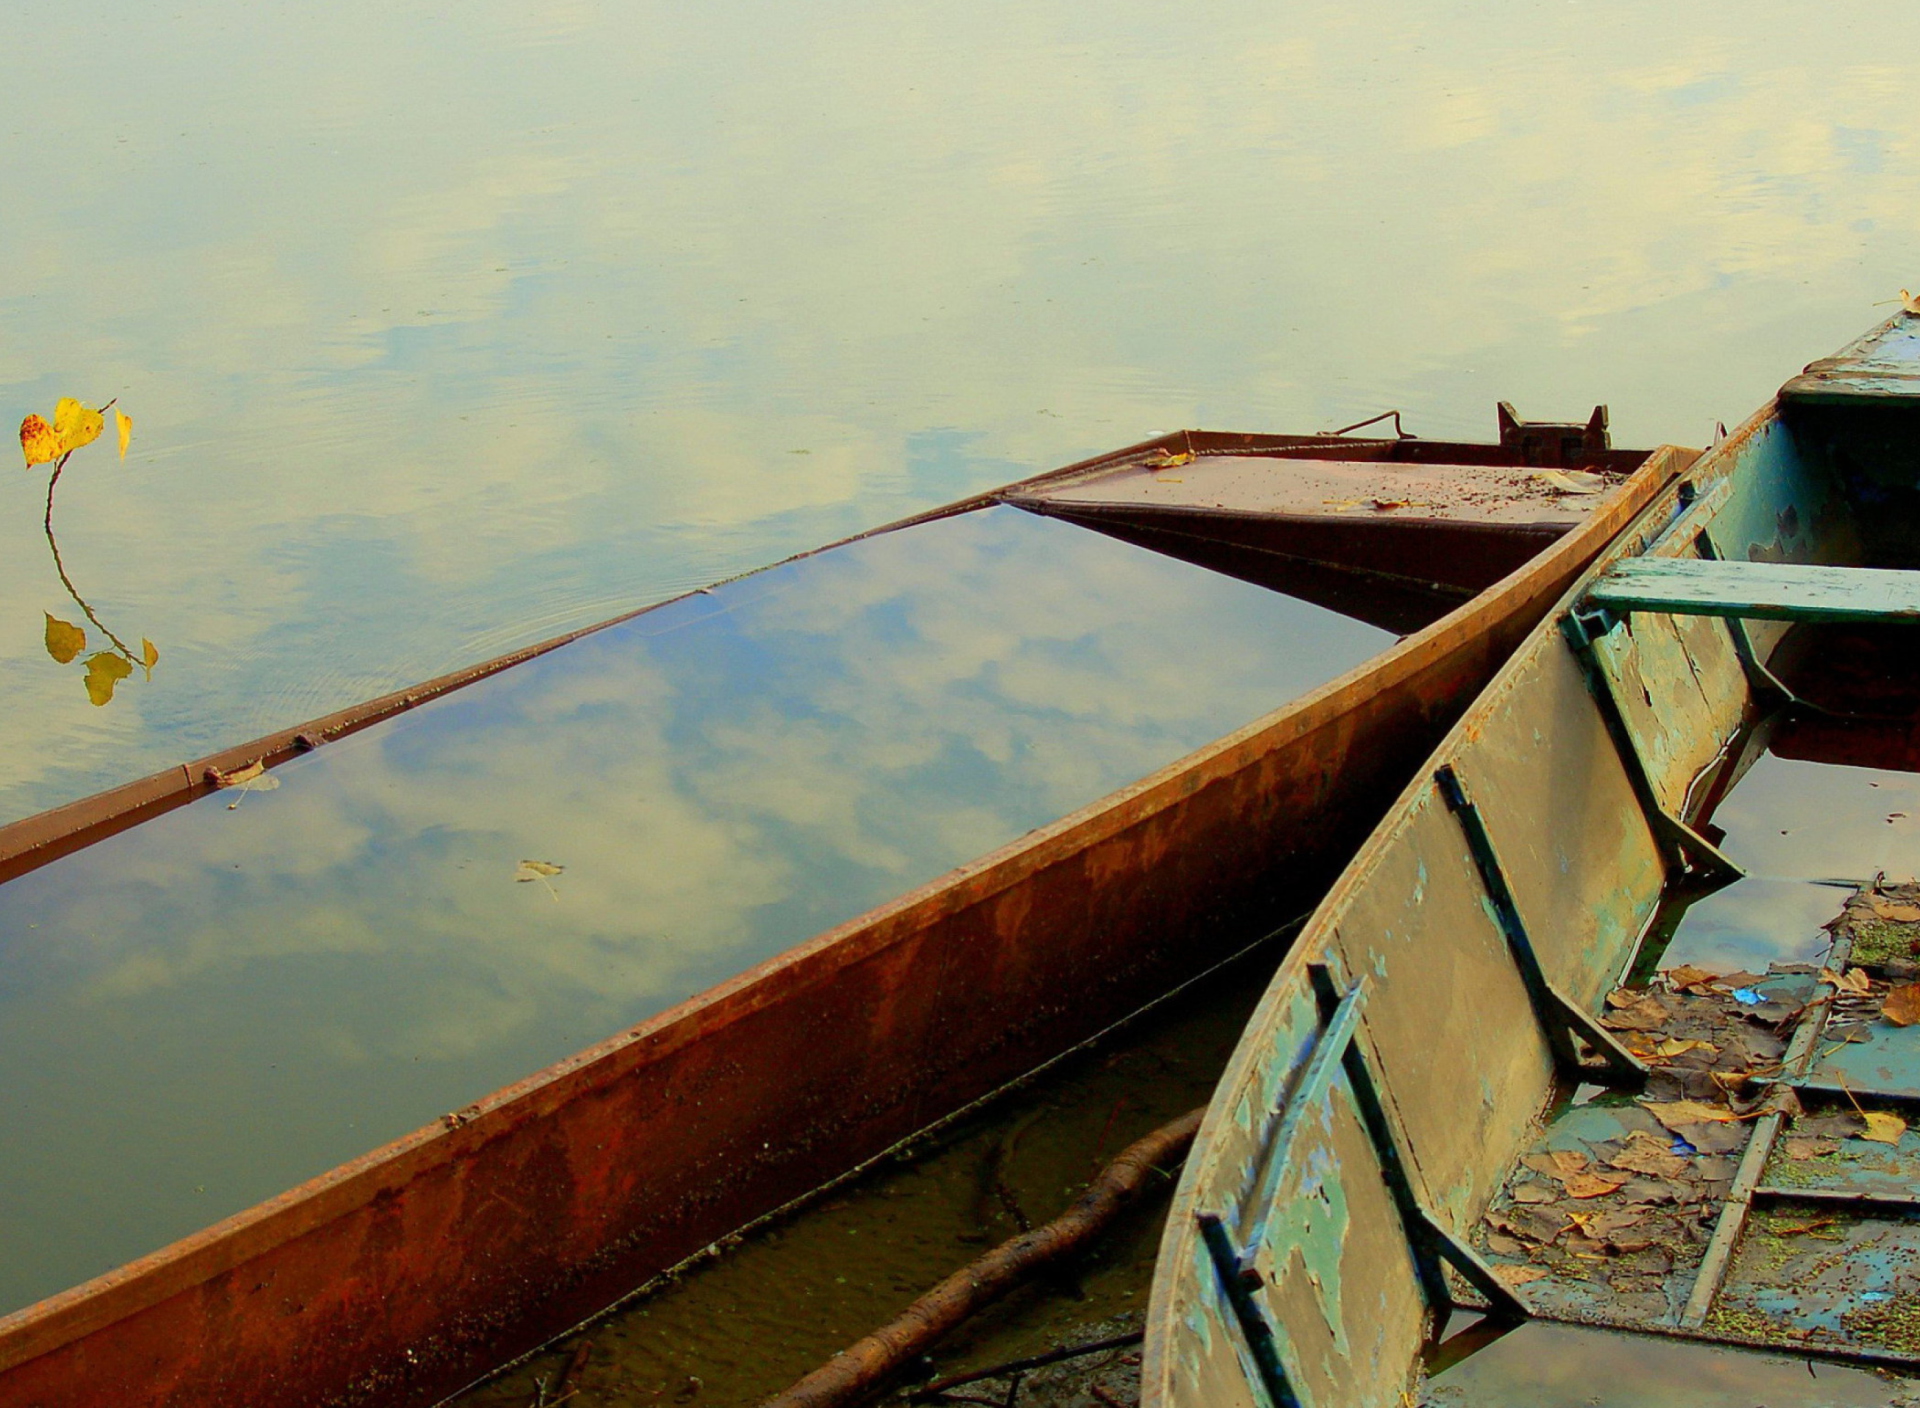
[447,956,1272,1408]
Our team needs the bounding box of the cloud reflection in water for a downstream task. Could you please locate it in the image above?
[0,505,1388,1313]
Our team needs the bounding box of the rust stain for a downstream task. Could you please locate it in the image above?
[0,442,1683,1408]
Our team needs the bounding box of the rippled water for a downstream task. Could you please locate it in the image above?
[4,0,1918,824]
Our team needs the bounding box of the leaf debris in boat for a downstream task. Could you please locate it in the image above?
[1881,981,1920,1027]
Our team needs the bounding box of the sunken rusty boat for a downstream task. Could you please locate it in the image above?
[0,409,1674,1407]
[1145,315,1920,1407]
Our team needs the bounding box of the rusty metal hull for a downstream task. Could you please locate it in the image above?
[0,434,1673,1408]
[1143,316,1920,1408]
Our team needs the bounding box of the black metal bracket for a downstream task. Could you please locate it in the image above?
[1558,608,1746,892]
[1692,529,1801,710]
[1197,958,1531,1405]
[1435,766,1648,1088]
[1197,1212,1302,1408]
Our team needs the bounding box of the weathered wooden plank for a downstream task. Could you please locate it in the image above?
[1591,557,1920,623]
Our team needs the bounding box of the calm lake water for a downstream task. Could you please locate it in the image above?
[5,0,1920,1340]
[3,0,1918,824]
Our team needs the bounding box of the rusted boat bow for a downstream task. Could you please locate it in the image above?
[1145,314,1920,1406]
[0,409,1674,1408]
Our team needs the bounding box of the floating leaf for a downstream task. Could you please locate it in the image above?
[211,760,266,789]
[20,415,57,468]
[140,637,159,679]
[515,858,565,899]
[115,409,132,460]
[1861,1111,1907,1145]
[1904,289,1920,316]
[43,613,86,664]
[83,650,131,706]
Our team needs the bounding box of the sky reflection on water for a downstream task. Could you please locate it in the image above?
[4,0,1920,821]
[0,505,1387,1313]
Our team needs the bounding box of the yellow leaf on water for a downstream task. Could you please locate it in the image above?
[51,398,103,456]
[83,651,131,706]
[1904,289,1920,316]
[210,760,265,789]
[516,860,564,880]
[20,415,58,468]
[43,613,86,665]
[1862,1111,1907,1145]
[116,409,132,460]
[140,637,159,678]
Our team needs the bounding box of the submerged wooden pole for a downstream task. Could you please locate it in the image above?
[759,1108,1204,1408]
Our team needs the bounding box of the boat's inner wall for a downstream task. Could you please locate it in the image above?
[1146,424,1851,1408]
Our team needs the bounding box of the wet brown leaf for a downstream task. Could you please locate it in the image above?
[1563,1170,1633,1199]
[1511,1182,1559,1205]
[1653,1037,1719,1060]
[211,760,266,789]
[1601,992,1672,1032]
[1795,1112,1866,1140]
[83,650,131,706]
[1609,1132,1689,1180]
[1523,1149,1591,1179]
[1665,964,1719,990]
[1491,1263,1550,1287]
[1784,1137,1839,1160]
[1820,966,1873,995]
[1882,982,1920,1027]
[1642,1100,1735,1131]
[1485,1233,1527,1258]
[43,613,85,664]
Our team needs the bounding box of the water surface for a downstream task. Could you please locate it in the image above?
[5,0,1920,823]
[0,505,1386,1313]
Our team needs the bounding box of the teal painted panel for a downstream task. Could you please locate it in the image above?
[1783,313,1920,402]
[1590,558,1920,624]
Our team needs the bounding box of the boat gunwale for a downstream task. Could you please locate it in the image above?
[0,438,1682,1399]
[1138,409,1775,1407]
